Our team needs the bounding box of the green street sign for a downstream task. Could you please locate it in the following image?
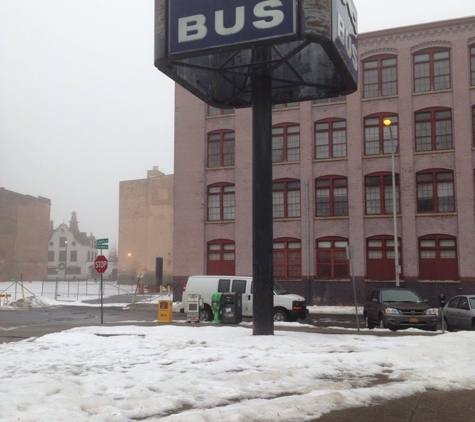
[96,244,109,250]
[96,238,108,244]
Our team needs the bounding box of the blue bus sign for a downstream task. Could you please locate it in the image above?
[168,0,297,56]
[332,0,358,81]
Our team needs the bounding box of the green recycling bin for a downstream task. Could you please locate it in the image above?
[211,293,222,323]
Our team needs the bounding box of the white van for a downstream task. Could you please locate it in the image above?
[181,275,308,322]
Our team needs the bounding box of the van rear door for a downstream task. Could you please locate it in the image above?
[231,278,251,316]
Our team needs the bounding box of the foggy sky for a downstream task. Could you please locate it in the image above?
[1,0,474,251]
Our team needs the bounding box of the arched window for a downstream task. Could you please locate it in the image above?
[207,183,235,221]
[207,130,235,168]
[413,48,450,92]
[416,169,454,213]
[315,237,349,279]
[207,239,235,275]
[273,179,300,219]
[471,45,475,86]
[366,235,402,280]
[472,105,475,146]
[273,238,301,279]
[272,102,299,109]
[272,123,300,163]
[364,113,398,156]
[315,176,348,217]
[418,235,458,280]
[365,172,400,215]
[314,96,346,105]
[314,118,347,159]
[207,105,234,116]
[363,55,397,98]
[415,108,452,152]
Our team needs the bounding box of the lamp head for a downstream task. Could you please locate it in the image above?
[383,118,392,127]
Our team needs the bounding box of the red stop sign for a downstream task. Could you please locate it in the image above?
[94,255,108,274]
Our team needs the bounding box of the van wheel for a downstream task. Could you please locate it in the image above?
[273,309,288,322]
[200,305,213,322]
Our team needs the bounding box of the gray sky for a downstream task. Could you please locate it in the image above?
[1,1,474,250]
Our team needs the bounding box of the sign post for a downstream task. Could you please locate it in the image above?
[94,255,108,323]
[251,45,274,335]
[346,245,360,331]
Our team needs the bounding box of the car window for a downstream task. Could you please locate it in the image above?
[469,298,475,310]
[381,290,422,303]
[232,279,247,294]
[218,279,231,292]
[459,298,469,309]
[447,297,460,308]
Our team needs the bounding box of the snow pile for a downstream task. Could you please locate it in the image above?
[0,325,474,421]
[3,296,57,310]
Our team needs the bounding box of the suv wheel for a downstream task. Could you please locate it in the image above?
[364,314,374,329]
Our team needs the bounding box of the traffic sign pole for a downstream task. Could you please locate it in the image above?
[94,255,108,324]
[101,273,103,324]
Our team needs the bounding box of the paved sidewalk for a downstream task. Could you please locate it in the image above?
[312,389,475,422]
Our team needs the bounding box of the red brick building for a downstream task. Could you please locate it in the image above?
[172,16,475,305]
[0,188,50,282]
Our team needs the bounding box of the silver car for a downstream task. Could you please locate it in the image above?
[443,295,475,331]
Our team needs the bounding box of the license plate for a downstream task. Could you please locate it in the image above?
[409,317,419,323]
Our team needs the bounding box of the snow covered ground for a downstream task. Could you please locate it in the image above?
[1,282,474,421]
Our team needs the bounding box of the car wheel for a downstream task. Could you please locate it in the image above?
[364,314,374,329]
[378,315,387,329]
[200,305,213,322]
[444,317,453,332]
[273,308,288,322]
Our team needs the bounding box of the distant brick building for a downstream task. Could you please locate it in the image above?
[0,188,50,282]
[118,167,174,286]
[172,16,475,305]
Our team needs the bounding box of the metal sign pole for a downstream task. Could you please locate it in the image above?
[251,45,274,336]
[346,246,360,331]
[100,273,103,324]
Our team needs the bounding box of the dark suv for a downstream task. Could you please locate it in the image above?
[364,288,438,331]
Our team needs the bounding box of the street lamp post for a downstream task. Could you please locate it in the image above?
[383,119,400,287]
[64,240,68,282]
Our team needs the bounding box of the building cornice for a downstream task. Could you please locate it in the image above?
[359,17,475,48]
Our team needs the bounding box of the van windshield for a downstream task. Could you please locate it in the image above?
[273,282,288,295]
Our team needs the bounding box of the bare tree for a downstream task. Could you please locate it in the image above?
[108,243,118,263]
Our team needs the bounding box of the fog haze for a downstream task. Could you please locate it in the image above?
[1,0,474,249]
